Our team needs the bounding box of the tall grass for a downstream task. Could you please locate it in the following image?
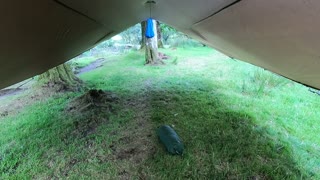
[241,68,291,96]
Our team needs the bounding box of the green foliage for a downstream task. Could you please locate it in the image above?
[160,23,177,43]
[1,47,320,179]
[160,23,203,48]
[97,40,115,48]
[119,23,141,45]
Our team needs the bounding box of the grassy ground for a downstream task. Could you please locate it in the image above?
[0,47,320,179]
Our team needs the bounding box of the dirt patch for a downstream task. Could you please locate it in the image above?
[158,52,170,60]
[65,89,119,138]
[0,88,25,99]
[0,78,35,101]
[108,92,157,179]
[67,89,118,113]
[0,88,50,119]
[76,58,106,75]
[116,147,138,160]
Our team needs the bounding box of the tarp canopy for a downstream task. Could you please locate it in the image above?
[1,0,320,89]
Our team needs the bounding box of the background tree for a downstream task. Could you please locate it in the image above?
[141,19,165,65]
[144,19,159,65]
[38,63,82,92]
[120,23,141,45]
[140,21,147,50]
[156,21,164,48]
[160,23,177,44]
[141,20,163,50]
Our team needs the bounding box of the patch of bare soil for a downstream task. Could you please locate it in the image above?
[0,88,52,119]
[158,52,169,60]
[76,58,106,75]
[0,78,35,101]
[0,78,35,99]
[0,88,25,99]
[65,89,119,138]
[58,89,156,179]
[109,92,157,179]
[0,58,110,118]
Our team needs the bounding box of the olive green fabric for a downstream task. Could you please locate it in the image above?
[157,125,184,155]
[2,0,320,89]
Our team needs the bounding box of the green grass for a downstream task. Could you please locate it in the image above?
[1,47,320,179]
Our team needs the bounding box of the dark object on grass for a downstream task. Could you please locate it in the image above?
[157,125,184,155]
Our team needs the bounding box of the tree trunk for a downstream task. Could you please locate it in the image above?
[140,21,146,50]
[145,19,161,65]
[141,21,163,49]
[38,63,82,92]
[145,37,159,64]
[157,21,164,48]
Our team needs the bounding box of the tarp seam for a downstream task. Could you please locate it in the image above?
[53,0,104,27]
[193,0,242,26]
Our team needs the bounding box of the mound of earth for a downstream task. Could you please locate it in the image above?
[67,89,119,113]
[65,89,119,138]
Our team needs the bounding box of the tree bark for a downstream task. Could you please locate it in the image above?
[157,21,164,48]
[145,38,159,64]
[140,21,146,50]
[38,63,82,92]
[145,19,161,65]
[141,21,163,49]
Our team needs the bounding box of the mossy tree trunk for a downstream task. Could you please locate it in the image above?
[38,63,82,92]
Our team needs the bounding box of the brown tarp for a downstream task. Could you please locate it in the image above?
[1,0,320,89]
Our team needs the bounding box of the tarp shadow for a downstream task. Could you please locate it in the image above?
[146,87,305,179]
